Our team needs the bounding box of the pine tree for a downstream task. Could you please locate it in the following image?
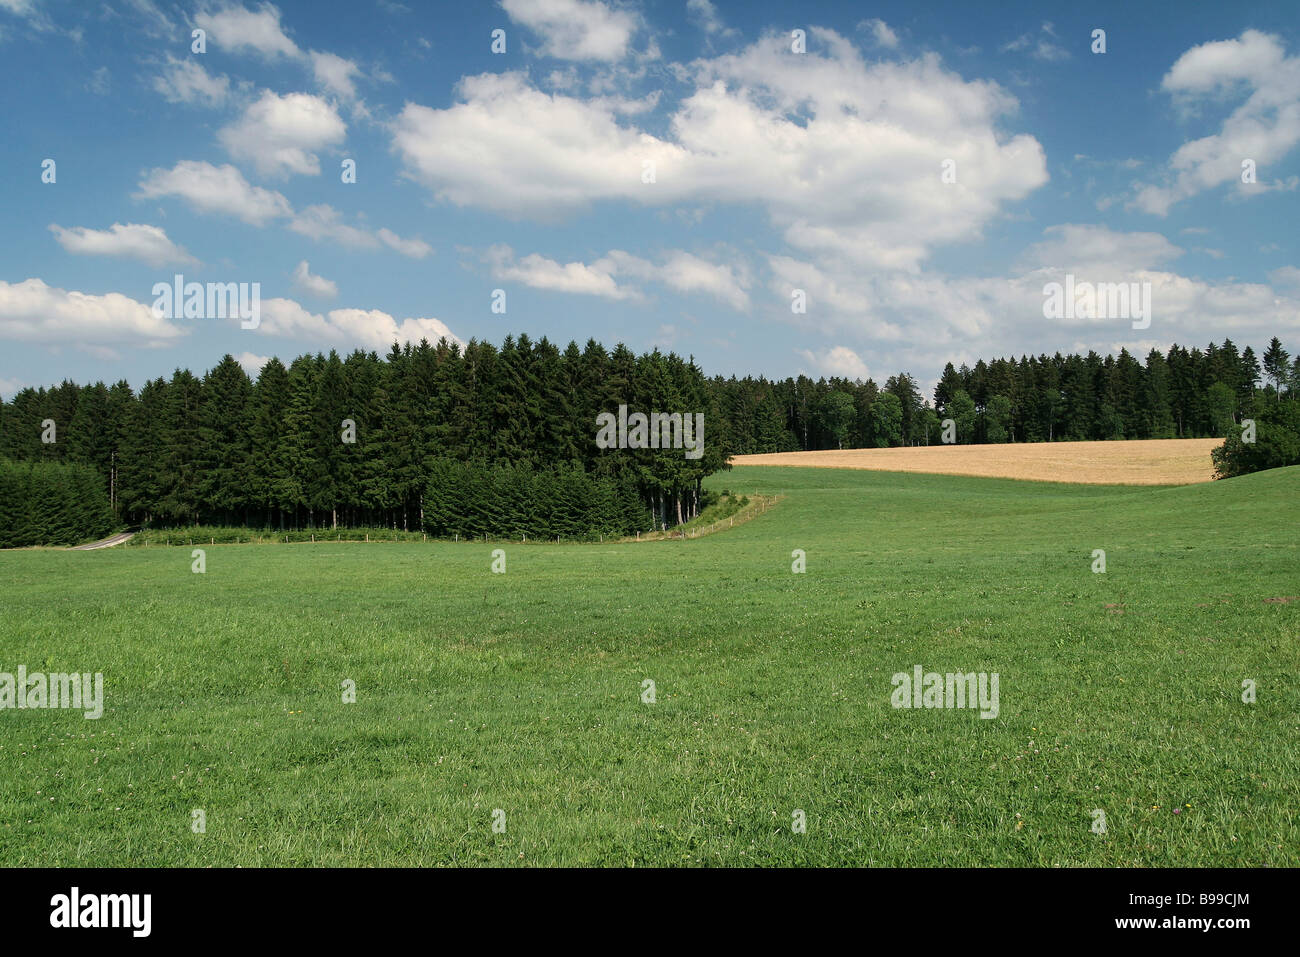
[311,351,348,529]
[159,370,204,524]
[249,358,297,529]
[1263,338,1290,401]
[1240,346,1262,403]
[198,356,253,525]
[1140,350,1176,438]
[118,378,169,524]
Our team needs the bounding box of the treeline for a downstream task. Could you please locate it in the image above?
[713,338,1300,452]
[0,459,116,547]
[0,336,726,538]
[3,335,1298,546]
[423,459,647,540]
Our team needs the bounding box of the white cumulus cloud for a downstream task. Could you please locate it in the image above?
[136,160,292,226]
[48,222,197,267]
[289,205,431,258]
[0,278,184,348]
[153,56,231,107]
[391,32,1047,270]
[860,18,898,49]
[1133,30,1300,215]
[500,0,638,61]
[195,2,301,59]
[799,345,871,380]
[255,297,462,352]
[486,245,750,309]
[487,244,636,300]
[235,351,271,375]
[310,50,361,100]
[291,260,338,299]
[219,90,346,178]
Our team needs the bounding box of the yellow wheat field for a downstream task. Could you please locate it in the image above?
[731,438,1222,485]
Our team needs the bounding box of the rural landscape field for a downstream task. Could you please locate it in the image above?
[2,452,1295,867]
[734,438,1223,485]
[4,0,1300,920]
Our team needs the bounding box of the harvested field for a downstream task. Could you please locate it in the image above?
[731,438,1221,485]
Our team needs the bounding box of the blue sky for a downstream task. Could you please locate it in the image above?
[1,0,1298,400]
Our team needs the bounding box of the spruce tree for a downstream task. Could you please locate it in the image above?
[1263,338,1291,400]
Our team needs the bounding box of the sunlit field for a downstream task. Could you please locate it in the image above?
[733,437,1222,485]
[1,464,1296,866]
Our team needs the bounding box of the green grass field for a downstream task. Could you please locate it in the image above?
[1,465,1297,866]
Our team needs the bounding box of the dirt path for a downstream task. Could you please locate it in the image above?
[70,531,137,550]
[732,438,1221,485]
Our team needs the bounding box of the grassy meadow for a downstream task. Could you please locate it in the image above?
[1,464,1297,866]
